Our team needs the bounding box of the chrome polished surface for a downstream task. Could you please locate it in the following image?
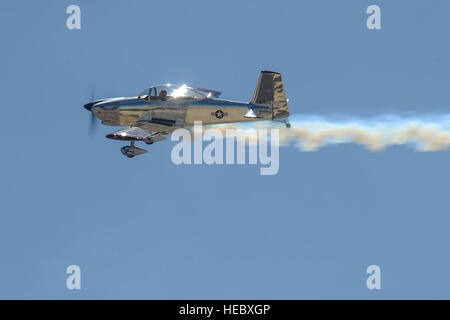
[84,71,290,157]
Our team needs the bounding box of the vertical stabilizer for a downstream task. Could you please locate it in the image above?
[251,71,290,119]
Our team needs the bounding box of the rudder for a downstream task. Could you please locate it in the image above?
[251,71,290,119]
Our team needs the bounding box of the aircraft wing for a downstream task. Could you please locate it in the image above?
[132,108,186,134]
[106,126,166,144]
[106,109,184,143]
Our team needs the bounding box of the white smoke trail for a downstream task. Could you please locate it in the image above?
[207,114,450,152]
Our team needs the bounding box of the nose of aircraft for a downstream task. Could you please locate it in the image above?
[84,98,108,111]
[84,102,95,111]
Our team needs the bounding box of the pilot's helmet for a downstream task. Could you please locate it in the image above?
[159,90,168,97]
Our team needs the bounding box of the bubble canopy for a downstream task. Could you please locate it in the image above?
[138,84,206,100]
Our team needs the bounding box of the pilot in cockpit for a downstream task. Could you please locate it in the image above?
[159,89,168,101]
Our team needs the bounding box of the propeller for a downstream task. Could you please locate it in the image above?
[90,111,98,135]
[85,87,99,136]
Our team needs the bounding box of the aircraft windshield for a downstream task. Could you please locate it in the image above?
[138,84,206,100]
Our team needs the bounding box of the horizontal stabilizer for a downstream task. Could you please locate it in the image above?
[245,109,257,118]
[244,107,271,118]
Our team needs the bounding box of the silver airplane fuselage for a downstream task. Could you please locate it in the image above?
[91,96,273,130]
[84,71,290,157]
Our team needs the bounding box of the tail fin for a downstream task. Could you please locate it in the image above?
[251,70,290,119]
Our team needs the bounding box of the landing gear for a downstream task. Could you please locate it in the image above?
[274,119,291,128]
[120,140,148,158]
[144,138,154,145]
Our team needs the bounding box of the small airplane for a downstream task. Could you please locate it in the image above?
[84,70,291,157]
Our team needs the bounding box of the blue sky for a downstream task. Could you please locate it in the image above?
[1,0,450,299]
